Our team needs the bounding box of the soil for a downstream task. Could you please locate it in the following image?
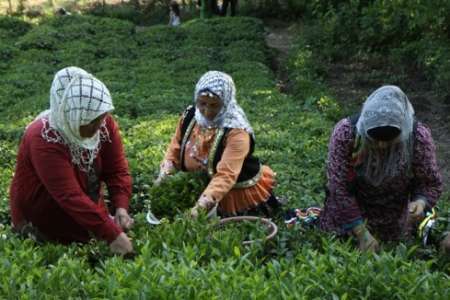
[264,19,298,93]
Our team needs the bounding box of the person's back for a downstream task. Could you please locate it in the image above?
[169,1,181,27]
[221,0,238,16]
[55,7,71,16]
[320,85,443,252]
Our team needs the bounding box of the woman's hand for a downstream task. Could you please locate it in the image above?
[154,175,165,186]
[154,160,176,185]
[408,199,427,224]
[353,224,380,252]
[440,233,450,254]
[190,194,216,218]
[115,208,134,230]
[190,205,200,218]
[109,232,133,255]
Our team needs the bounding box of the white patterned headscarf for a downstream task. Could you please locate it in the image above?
[356,85,415,186]
[37,66,114,172]
[194,71,254,135]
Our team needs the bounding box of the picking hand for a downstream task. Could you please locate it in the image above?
[154,175,165,186]
[115,208,134,230]
[353,224,380,252]
[440,233,450,254]
[190,194,216,218]
[190,205,201,218]
[408,199,426,224]
[109,232,133,255]
[154,160,176,185]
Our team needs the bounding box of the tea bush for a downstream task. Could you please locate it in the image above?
[0,15,31,39]
[0,14,448,298]
[143,172,209,218]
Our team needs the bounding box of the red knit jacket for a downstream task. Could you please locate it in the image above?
[9,115,132,244]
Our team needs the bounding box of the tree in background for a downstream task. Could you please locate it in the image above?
[220,0,237,16]
[7,0,13,14]
[131,0,140,9]
[17,0,26,15]
[199,0,219,18]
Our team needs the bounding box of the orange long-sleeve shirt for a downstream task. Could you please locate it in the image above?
[162,116,275,213]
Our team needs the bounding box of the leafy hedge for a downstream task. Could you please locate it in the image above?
[141,172,209,218]
[0,14,448,298]
[303,0,450,97]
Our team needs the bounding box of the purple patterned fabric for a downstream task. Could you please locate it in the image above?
[320,118,443,241]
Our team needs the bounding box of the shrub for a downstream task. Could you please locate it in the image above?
[0,16,31,37]
[16,25,60,50]
[142,171,209,218]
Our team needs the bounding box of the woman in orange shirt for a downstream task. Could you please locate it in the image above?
[156,71,281,217]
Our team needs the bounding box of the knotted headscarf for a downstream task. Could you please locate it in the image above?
[194,71,254,135]
[355,85,415,186]
[38,66,114,172]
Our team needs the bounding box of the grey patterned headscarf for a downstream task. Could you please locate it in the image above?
[356,85,415,186]
[194,71,254,135]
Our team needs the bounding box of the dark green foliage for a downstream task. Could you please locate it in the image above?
[0,44,17,61]
[0,44,18,70]
[85,2,144,24]
[0,16,30,72]
[302,0,450,97]
[0,16,31,38]
[16,25,60,50]
[240,0,308,20]
[396,36,450,96]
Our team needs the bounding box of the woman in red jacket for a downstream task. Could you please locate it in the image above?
[10,66,133,255]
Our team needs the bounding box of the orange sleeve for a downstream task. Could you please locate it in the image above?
[163,116,184,170]
[202,129,250,202]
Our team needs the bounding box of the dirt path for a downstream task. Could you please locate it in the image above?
[264,22,450,189]
[264,20,298,93]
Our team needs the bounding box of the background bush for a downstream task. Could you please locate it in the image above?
[301,0,450,97]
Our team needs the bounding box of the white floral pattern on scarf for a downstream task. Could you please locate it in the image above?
[194,71,254,136]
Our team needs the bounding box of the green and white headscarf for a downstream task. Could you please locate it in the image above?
[38,66,114,172]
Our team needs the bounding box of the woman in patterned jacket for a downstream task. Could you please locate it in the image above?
[320,85,443,252]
